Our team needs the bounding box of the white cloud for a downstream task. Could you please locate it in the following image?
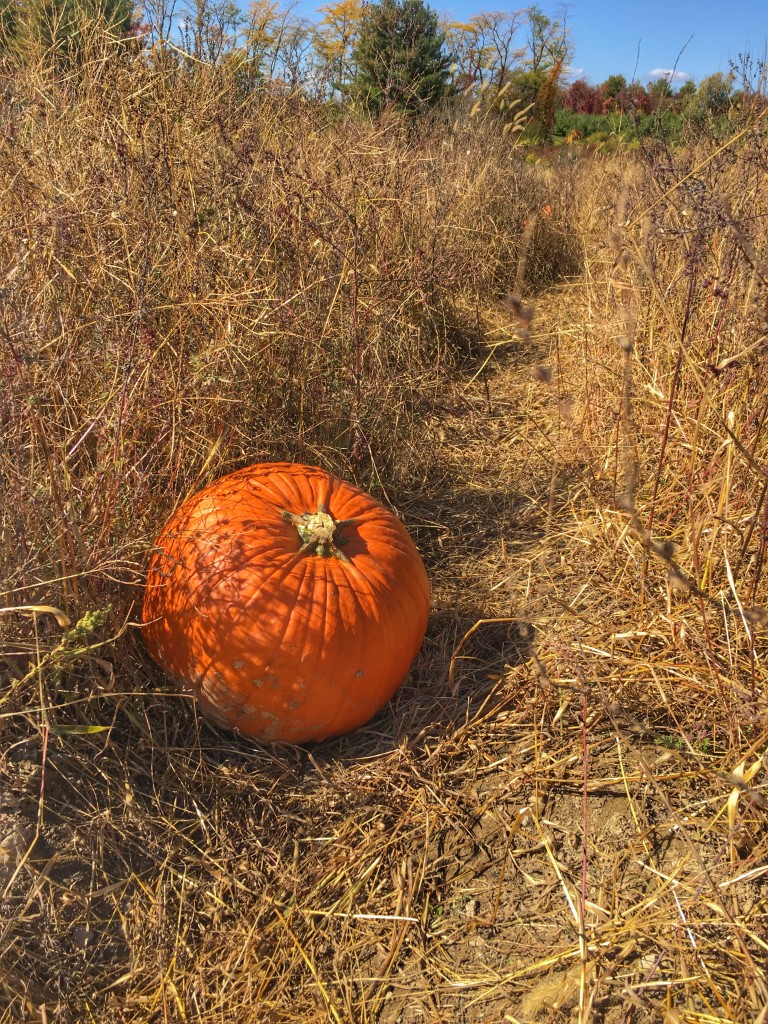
[648,68,692,82]
[564,66,586,78]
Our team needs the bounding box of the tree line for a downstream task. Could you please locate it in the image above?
[0,0,761,136]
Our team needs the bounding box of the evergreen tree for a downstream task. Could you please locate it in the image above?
[347,0,451,115]
[3,0,134,63]
[0,0,17,46]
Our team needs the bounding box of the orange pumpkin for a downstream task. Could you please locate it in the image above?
[141,462,430,743]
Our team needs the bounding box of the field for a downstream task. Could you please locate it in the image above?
[1,37,768,1024]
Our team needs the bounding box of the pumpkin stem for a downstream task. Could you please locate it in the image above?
[281,506,356,562]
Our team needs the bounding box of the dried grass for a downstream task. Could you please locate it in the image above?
[2,31,768,1024]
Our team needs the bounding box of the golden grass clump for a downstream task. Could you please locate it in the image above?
[2,25,768,1024]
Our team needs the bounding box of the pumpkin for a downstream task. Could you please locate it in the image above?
[141,462,430,743]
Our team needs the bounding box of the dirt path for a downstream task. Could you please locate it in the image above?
[369,286,643,1024]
